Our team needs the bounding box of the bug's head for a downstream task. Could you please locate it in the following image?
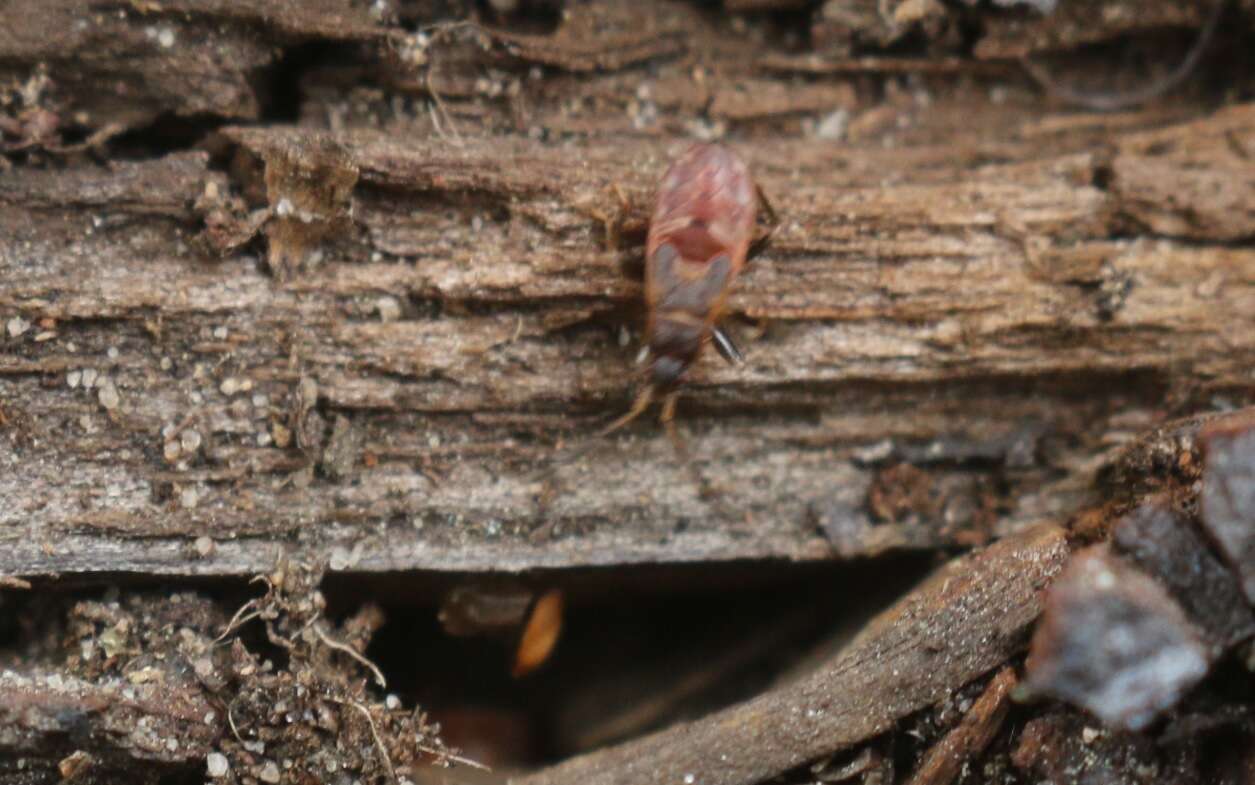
[645,317,701,391]
[648,353,688,389]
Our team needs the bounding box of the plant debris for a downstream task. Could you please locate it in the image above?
[1026,408,1255,731]
[1023,544,1209,731]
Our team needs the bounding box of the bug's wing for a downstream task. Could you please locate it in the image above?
[653,251,733,316]
[644,145,759,344]
[648,145,757,262]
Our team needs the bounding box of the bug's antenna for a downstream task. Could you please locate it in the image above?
[659,391,687,457]
[526,385,655,487]
[597,384,655,437]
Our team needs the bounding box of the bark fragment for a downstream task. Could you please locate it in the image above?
[1201,419,1255,606]
[1024,545,1209,731]
[1112,501,1255,654]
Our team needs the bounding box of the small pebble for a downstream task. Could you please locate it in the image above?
[98,382,120,410]
[259,761,281,783]
[6,316,30,337]
[194,657,215,679]
[194,536,215,558]
[207,753,229,778]
[376,297,402,322]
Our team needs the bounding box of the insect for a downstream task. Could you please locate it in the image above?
[601,143,776,442]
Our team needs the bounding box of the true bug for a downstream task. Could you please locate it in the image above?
[601,143,776,441]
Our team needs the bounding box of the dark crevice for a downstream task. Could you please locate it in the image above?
[40,38,370,164]
[1091,161,1115,190]
[105,113,231,160]
[475,0,563,35]
[345,553,933,765]
[1,557,932,770]
[260,41,353,124]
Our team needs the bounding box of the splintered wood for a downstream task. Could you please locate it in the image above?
[903,667,1018,785]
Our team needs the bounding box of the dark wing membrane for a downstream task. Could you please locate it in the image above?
[653,249,732,317]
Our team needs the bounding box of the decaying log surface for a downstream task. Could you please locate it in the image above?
[3,99,1254,577]
[1,0,1253,579]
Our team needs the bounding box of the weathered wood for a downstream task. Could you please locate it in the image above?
[0,670,218,771]
[0,0,391,133]
[3,103,1254,578]
[973,1,1213,59]
[511,524,1069,785]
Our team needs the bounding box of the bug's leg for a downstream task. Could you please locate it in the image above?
[604,182,643,252]
[748,184,780,262]
[659,391,690,459]
[598,385,655,437]
[711,325,744,366]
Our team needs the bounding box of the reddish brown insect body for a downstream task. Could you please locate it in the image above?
[602,143,763,436]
